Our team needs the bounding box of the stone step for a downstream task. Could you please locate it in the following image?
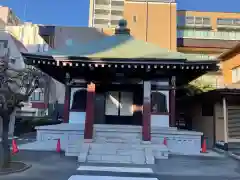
[94,124,142,132]
[94,137,142,144]
[78,142,168,164]
[87,154,133,164]
[76,166,154,174]
[93,125,142,144]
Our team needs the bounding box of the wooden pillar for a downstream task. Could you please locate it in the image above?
[63,73,71,123]
[223,97,228,143]
[84,82,95,140]
[142,81,151,141]
[170,76,176,127]
[63,86,70,123]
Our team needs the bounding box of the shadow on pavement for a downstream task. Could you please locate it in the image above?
[12,150,77,162]
[0,150,78,180]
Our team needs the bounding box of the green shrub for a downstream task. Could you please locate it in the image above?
[14,117,62,136]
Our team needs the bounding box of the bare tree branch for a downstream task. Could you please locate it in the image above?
[0,49,42,111]
[0,43,45,169]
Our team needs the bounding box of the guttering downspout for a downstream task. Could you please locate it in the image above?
[169,1,172,50]
[145,0,149,42]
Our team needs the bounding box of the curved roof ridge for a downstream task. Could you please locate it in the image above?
[24,33,213,61]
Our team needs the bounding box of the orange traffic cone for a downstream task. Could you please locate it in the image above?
[56,139,61,153]
[163,137,167,146]
[201,139,207,153]
[12,139,19,154]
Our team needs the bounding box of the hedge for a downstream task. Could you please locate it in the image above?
[14,117,62,136]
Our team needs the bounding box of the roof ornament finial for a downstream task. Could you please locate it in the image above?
[115,19,130,35]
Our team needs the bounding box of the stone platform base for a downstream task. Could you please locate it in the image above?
[19,123,204,164]
[77,142,168,165]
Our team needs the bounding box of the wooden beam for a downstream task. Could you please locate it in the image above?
[142,81,151,141]
[223,97,228,143]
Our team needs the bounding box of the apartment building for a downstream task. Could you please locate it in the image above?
[88,0,124,28]
[177,10,240,58]
[6,23,49,52]
[176,11,240,88]
[0,6,21,27]
[124,0,177,50]
[1,22,52,116]
[89,0,240,57]
[123,1,240,55]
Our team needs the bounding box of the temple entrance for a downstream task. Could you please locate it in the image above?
[94,83,143,125]
[105,91,134,125]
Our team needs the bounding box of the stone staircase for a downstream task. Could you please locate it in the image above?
[78,142,168,164]
[76,125,169,164]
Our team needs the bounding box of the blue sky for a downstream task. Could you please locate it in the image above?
[1,0,240,26]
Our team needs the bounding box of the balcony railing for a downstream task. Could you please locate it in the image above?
[94,14,110,20]
[111,5,124,11]
[95,5,111,10]
[177,16,212,29]
[185,53,216,60]
[217,18,240,29]
[177,30,240,40]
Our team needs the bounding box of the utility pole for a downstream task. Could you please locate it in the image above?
[23,0,27,21]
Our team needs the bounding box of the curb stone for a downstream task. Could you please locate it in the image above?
[213,147,240,161]
[0,161,32,175]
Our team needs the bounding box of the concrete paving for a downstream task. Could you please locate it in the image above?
[170,149,225,158]
[0,151,78,180]
[0,150,240,180]
[154,154,240,178]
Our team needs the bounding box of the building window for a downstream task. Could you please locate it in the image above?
[95,9,110,15]
[195,17,203,24]
[111,1,124,6]
[186,16,194,24]
[94,19,109,25]
[178,16,211,27]
[151,91,169,113]
[203,17,210,25]
[133,16,137,23]
[95,0,110,5]
[217,18,240,27]
[234,19,240,25]
[217,18,233,25]
[111,20,120,26]
[30,90,44,102]
[232,66,240,83]
[111,10,123,16]
[202,103,213,116]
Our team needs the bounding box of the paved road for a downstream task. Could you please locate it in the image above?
[0,151,240,180]
[155,154,240,179]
